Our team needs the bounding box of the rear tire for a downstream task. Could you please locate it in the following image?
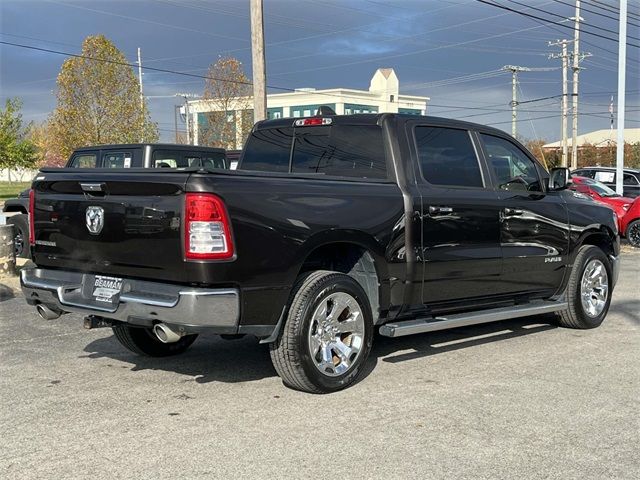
[112,324,198,357]
[626,219,640,248]
[557,245,612,329]
[269,270,373,394]
[7,214,29,259]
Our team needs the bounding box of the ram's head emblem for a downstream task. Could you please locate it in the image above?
[86,206,104,235]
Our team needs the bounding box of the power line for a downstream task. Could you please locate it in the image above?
[498,2,634,60]
[3,38,636,131]
[585,0,640,21]
[269,21,564,77]
[504,0,640,41]
[0,39,516,109]
[474,0,640,48]
[0,39,255,88]
[45,0,249,43]
[550,0,640,27]
[151,0,466,67]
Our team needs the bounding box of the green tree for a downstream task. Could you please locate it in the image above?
[49,35,158,158]
[0,98,38,178]
[29,121,66,168]
[199,57,252,149]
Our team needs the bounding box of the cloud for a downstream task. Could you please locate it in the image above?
[318,13,423,57]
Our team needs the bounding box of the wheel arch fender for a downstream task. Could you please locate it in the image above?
[572,225,618,263]
[291,229,391,322]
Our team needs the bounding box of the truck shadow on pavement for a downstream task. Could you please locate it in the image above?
[0,282,15,302]
[376,315,556,364]
[82,315,558,387]
[611,300,640,325]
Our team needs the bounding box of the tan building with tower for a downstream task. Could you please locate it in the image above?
[185,68,429,149]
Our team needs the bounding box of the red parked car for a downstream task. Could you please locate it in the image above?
[570,176,640,247]
[621,200,640,247]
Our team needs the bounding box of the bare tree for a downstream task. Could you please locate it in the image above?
[200,57,252,149]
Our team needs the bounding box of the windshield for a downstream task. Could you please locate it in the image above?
[588,181,619,197]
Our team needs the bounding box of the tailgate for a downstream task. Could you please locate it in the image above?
[32,170,190,282]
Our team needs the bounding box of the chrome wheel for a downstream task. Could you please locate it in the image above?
[13,231,24,257]
[628,221,640,247]
[580,259,609,317]
[307,292,365,377]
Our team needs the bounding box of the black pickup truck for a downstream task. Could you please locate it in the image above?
[21,113,620,393]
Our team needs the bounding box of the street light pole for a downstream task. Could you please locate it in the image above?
[549,41,571,167]
[616,0,627,195]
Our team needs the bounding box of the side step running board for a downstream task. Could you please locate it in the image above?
[379,300,567,338]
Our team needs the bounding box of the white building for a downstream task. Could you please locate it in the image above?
[543,128,640,149]
[186,68,429,149]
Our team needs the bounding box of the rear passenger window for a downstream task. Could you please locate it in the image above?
[415,126,483,188]
[291,125,387,178]
[623,174,639,185]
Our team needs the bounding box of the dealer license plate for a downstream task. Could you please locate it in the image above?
[91,275,123,305]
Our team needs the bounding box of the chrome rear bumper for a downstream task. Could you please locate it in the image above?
[21,268,239,332]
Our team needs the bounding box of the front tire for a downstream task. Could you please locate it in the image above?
[557,245,612,329]
[626,219,640,248]
[112,324,198,357]
[270,270,373,393]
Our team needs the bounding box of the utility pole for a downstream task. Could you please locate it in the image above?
[569,1,591,169]
[137,47,144,142]
[174,105,179,144]
[250,0,267,123]
[571,1,581,169]
[616,0,627,195]
[549,40,571,167]
[508,67,518,137]
[502,65,558,140]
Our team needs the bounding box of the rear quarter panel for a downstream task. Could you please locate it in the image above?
[187,173,406,326]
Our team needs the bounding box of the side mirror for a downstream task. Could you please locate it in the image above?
[549,167,572,191]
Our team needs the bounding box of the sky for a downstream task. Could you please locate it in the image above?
[1,0,639,143]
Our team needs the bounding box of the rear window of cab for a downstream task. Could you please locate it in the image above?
[240,124,388,179]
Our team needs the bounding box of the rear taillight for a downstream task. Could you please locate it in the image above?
[184,193,234,260]
[28,189,35,246]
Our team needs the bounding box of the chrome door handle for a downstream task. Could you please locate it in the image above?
[504,208,524,216]
[429,206,453,215]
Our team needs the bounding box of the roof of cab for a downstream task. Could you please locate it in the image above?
[73,143,226,152]
[252,113,510,137]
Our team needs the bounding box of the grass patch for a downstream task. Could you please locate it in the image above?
[0,182,30,202]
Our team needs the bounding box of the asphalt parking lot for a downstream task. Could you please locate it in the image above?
[1,251,638,480]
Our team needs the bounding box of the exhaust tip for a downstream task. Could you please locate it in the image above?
[36,304,61,320]
[153,323,183,343]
